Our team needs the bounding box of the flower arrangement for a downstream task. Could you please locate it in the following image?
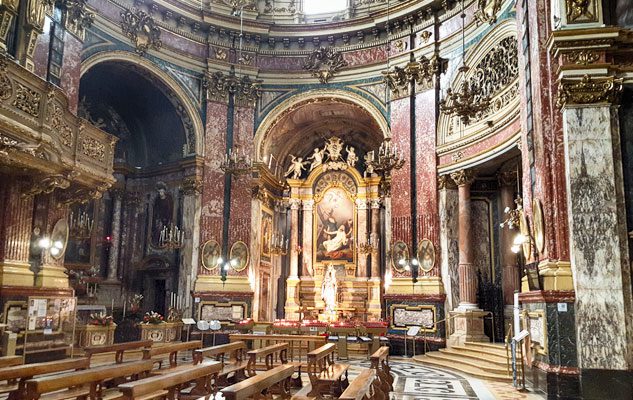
[142,311,165,324]
[88,312,114,326]
[129,294,143,313]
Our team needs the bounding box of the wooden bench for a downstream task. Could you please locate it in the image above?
[116,362,222,400]
[370,346,393,393]
[229,334,326,364]
[24,360,154,400]
[193,341,248,386]
[306,343,349,398]
[142,340,202,370]
[221,364,294,400]
[339,369,387,400]
[84,340,153,365]
[245,343,288,376]
[0,358,89,400]
[0,356,23,368]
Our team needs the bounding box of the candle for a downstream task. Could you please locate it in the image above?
[122,297,126,318]
[111,299,114,315]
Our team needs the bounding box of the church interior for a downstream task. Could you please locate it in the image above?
[0,0,631,399]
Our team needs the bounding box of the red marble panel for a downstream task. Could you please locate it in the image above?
[160,30,207,59]
[343,45,388,67]
[229,107,254,243]
[390,97,412,224]
[0,176,34,263]
[60,33,82,114]
[32,17,51,81]
[256,55,305,71]
[199,101,228,275]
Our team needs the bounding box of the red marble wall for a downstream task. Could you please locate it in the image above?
[0,175,34,263]
[390,96,412,245]
[516,0,569,263]
[415,89,440,277]
[32,17,51,81]
[199,101,228,276]
[60,33,83,114]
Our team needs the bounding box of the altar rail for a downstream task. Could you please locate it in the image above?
[229,334,326,363]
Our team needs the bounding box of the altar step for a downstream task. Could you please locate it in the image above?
[413,342,514,382]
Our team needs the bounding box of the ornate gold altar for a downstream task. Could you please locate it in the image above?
[138,322,183,343]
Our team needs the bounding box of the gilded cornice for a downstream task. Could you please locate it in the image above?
[203,69,261,106]
[556,74,623,108]
[120,8,162,55]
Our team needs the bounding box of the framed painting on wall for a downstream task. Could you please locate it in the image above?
[261,208,273,263]
[314,187,355,264]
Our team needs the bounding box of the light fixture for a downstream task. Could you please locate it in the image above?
[38,237,51,249]
[158,224,184,249]
[220,145,253,177]
[69,209,94,239]
[439,0,490,125]
[357,236,378,255]
[366,138,406,196]
[269,231,289,256]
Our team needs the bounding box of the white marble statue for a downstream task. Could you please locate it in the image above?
[307,147,325,171]
[285,155,307,179]
[346,146,358,167]
[321,264,338,313]
[364,151,375,178]
[324,137,344,162]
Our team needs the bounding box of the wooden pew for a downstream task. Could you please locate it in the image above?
[24,360,153,400]
[221,364,294,400]
[142,340,202,370]
[245,343,287,376]
[0,358,89,400]
[116,362,221,400]
[0,356,23,368]
[229,334,326,364]
[193,341,248,386]
[339,369,387,400]
[305,343,349,398]
[84,340,153,365]
[370,346,393,393]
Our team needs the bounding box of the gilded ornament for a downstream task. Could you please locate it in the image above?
[556,75,622,108]
[81,137,106,161]
[214,48,228,61]
[437,175,457,190]
[59,0,95,34]
[303,47,348,84]
[474,0,502,25]
[12,83,41,117]
[419,31,432,44]
[566,0,597,23]
[203,68,261,106]
[450,169,475,186]
[567,49,600,65]
[182,177,203,196]
[120,9,162,55]
[0,58,13,100]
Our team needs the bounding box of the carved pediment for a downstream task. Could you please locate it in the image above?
[120,9,162,55]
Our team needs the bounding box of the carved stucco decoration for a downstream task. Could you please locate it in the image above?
[58,185,108,206]
[213,0,257,11]
[81,136,106,161]
[567,49,600,65]
[0,134,40,157]
[566,0,597,23]
[556,75,622,108]
[474,0,502,25]
[263,0,296,14]
[0,58,13,101]
[313,171,357,200]
[12,82,41,117]
[23,172,77,197]
[60,0,95,36]
[120,9,162,55]
[303,47,348,84]
[203,69,261,106]
[383,53,447,97]
[182,177,203,196]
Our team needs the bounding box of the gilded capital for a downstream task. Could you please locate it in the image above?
[498,170,518,187]
[450,169,475,187]
[437,175,457,190]
[370,198,382,209]
[289,198,301,210]
[182,177,203,196]
[556,75,622,108]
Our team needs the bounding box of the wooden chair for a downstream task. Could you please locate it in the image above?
[370,346,393,393]
[305,343,349,398]
[24,360,154,400]
[116,362,222,400]
[193,341,248,386]
[0,358,89,400]
[221,364,294,400]
[339,369,387,400]
[84,340,153,365]
[142,340,202,370]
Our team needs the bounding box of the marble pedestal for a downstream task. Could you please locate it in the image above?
[447,309,489,346]
[284,276,300,320]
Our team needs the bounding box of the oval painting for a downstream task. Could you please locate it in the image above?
[201,240,221,270]
[391,240,409,272]
[230,241,249,272]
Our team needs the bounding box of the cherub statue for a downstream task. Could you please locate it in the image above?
[307,147,325,171]
[346,146,358,167]
[284,155,307,180]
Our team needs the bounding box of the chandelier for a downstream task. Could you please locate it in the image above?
[366,138,405,195]
[69,209,94,239]
[439,0,490,125]
[220,145,253,177]
[357,236,378,255]
[269,231,288,256]
[158,224,184,249]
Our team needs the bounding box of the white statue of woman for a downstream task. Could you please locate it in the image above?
[321,264,338,313]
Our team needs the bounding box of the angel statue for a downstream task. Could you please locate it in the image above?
[284,155,307,180]
[321,264,338,314]
[307,147,325,171]
[346,146,358,167]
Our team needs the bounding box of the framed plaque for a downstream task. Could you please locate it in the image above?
[201,240,221,270]
[391,241,409,272]
[417,239,435,272]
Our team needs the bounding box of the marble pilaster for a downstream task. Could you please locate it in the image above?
[451,170,477,308]
[284,198,301,319]
[562,103,633,371]
[438,175,459,311]
[179,180,202,313]
[301,199,314,276]
[356,198,368,278]
[369,199,381,278]
[106,191,122,282]
[499,175,520,310]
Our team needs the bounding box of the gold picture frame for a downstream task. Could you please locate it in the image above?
[51,218,69,260]
[391,241,409,272]
[417,239,435,272]
[201,240,221,271]
[532,199,545,254]
[230,241,249,272]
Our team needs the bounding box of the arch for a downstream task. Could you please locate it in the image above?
[254,89,390,161]
[81,51,205,156]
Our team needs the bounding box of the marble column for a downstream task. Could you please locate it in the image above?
[179,178,202,313]
[284,198,301,319]
[451,169,477,308]
[438,176,459,311]
[448,169,487,345]
[562,100,633,379]
[499,172,519,314]
[356,199,368,278]
[367,198,382,319]
[0,175,35,287]
[106,190,122,282]
[301,200,314,276]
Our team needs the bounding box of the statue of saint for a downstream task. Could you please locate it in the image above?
[364,151,375,178]
[284,155,307,179]
[321,264,338,313]
[346,146,358,167]
[307,147,325,171]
